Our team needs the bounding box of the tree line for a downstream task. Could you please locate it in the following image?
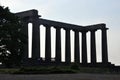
[0,6,26,67]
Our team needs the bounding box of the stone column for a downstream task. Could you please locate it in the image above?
[32,18,40,59]
[81,31,87,64]
[55,27,61,63]
[74,31,80,63]
[22,21,29,64]
[101,28,108,64]
[45,25,51,63]
[90,30,96,64]
[65,28,71,64]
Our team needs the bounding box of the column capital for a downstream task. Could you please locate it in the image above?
[101,28,109,30]
[81,30,88,33]
[63,27,71,31]
[43,24,51,28]
[72,29,80,32]
[54,26,61,29]
[90,29,97,32]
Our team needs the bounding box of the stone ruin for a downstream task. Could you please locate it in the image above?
[15,9,114,67]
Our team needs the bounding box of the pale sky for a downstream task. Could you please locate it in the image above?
[1,0,120,65]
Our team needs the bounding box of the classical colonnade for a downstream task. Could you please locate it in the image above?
[16,10,109,65]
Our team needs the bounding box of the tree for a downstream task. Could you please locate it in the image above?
[0,6,26,67]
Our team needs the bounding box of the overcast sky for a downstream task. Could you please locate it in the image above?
[1,0,120,65]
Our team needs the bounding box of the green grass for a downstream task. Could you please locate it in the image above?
[13,66,77,74]
[0,68,19,74]
[0,65,119,74]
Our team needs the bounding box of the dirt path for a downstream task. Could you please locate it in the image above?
[0,73,120,80]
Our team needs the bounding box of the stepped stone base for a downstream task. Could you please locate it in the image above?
[21,58,115,68]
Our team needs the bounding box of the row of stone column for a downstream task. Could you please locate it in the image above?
[24,20,108,64]
[79,28,108,64]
